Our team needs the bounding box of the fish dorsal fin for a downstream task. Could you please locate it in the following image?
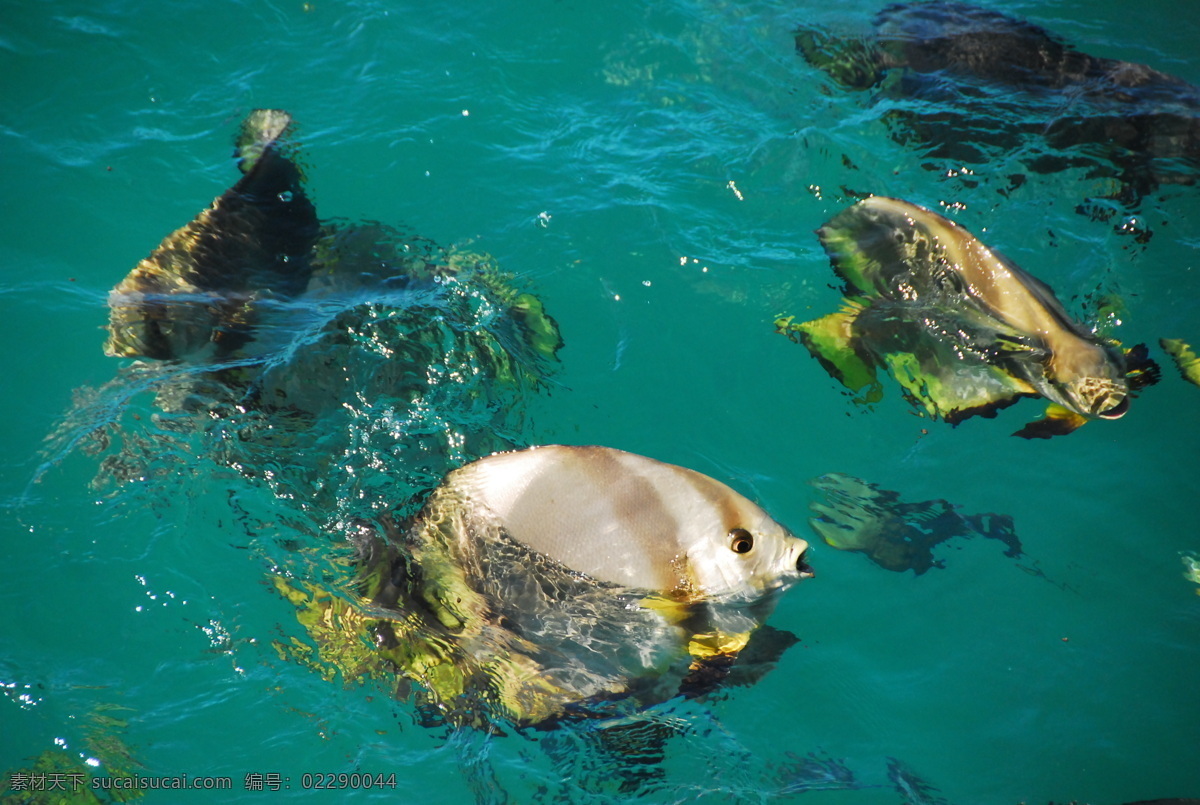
[235,109,294,174]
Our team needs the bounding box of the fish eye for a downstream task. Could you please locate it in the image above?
[729,528,754,554]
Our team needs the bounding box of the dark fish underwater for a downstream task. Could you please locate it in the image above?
[796,1,1200,202]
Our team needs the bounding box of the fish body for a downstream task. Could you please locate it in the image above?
[819,196,1131,421]
[439,445,810,600]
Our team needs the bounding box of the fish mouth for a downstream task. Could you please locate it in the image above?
[796,551,815,579]
[1065,375,1129,420]
[1096,396,1129,419]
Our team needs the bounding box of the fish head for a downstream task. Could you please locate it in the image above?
[1048,342,1130,419]
[679,491,814,603]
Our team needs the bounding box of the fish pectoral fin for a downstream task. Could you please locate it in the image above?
[679,625,801,698]
[637,594,693,625]
[1012,403,1090,439]
[676,631,749,699]
[678,650,739,700]
[687,630,752,659]
[1122,342,1162,391]
[883,350,1031,424]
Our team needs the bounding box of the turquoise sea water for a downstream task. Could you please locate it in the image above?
[3,0,1200,802]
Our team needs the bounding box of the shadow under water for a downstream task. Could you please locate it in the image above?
[808,472,1021,575]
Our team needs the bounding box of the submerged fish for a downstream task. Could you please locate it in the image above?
[77,108,562,500]
[887,758,952,805]
[317,445,814,729]
[809,472,1021,574]
[796,2,1200,200]
[774,750,864,795]
[776,196,1158,437]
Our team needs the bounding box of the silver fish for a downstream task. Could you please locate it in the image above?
[380,444,813,726]
[436,444,812,599]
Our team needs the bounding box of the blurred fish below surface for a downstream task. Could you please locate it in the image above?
[795,1,1200,204]
[808,472,1021,575]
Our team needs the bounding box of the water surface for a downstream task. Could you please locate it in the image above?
[2,0,1199,802]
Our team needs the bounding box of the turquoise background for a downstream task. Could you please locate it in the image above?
[2,0,1198,802]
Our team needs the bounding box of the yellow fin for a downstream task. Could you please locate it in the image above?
[1013,403,1089,439]
[777,301,883,403]
[1161,338,1200,387]
[638,595,692,624]
[687,631,751,659]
